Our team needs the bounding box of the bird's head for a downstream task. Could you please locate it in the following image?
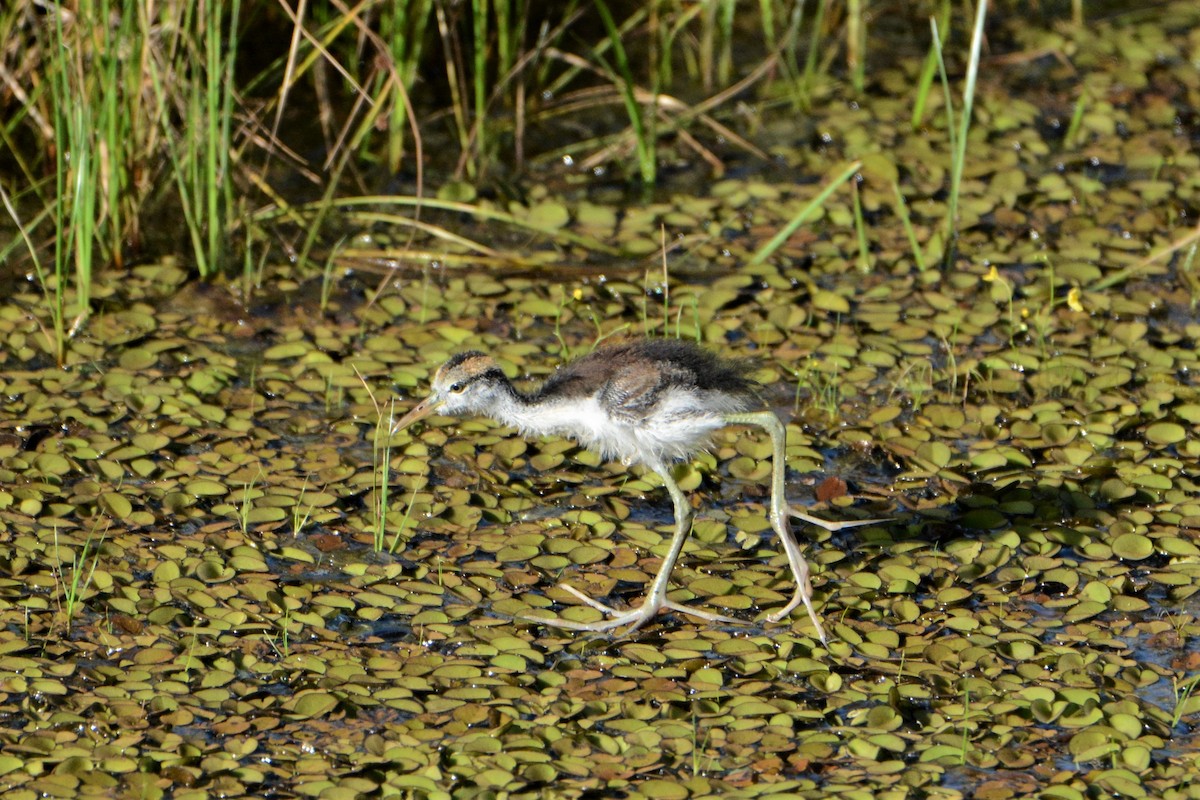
[391,351,512,433]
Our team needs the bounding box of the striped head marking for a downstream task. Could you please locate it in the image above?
[393,352,510,432]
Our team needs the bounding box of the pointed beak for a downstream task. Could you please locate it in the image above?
[391,394,441,435]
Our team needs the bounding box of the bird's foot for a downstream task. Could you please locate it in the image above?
[765,592,805,624]
[766,585,827,644]
[775,506,885,644]
[523,584,742,633]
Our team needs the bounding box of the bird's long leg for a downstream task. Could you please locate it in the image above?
[724,411,827,643]
[529,466,742,633]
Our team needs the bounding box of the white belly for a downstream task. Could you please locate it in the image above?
[502,391,747,469]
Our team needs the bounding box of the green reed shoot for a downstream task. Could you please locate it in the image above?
[553,284,575,361]
[1171,673,1200,728]
[435,2,472,172]
[594,0,656,187]
[205,0,239,277]
[472,0,489,172]
[851,179,870,272]
[929,17,957,200]
[958,685,971,765]
[178,631,200,679]
[1064,90,1088,148]
[321,238,347,313]
[951,1,987,239]
[34,0,159,354]
[847,0,866,93]
[932,0,988,262]
[798,0,827,108]
[351,365,395,553]
[389,484,419,555]
[891,181,928,272]
[759,1,805,108]
[658,225,671,331]
[699,0,736,90]
[372,401,394,552]
[94,0,141,269]
[654,2,700,91]
[911,0,951,129]
[689,708,716,777]
[757,0,778,59]
[675,294,701,343]
[1180,242,1200,309]
[265,601,294,659]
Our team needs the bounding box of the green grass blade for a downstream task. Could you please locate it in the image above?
[747,160,861,267]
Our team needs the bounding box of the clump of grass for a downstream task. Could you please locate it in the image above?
[792,357,844,423]
[378,0,434,174]
[53,526,108,632]
[237,469,265,534]
[6,1,146,362]
[356,367,419,554]
[3,0,246,322]
[291,477,316,537]
[146,0,242,278]
[265,599,295,659]
[0,0,919,305]
[887,358,935,413]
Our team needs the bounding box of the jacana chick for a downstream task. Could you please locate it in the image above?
[394,339,846,640]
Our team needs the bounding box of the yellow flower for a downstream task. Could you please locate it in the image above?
[1066,287,1084,312]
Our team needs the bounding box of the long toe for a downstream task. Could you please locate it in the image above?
[766,590,827,644]
[789,506,888,531]
[662,601,742,625]
[558,584,623,615]
[521,588,749,634]
[522,601,661,633]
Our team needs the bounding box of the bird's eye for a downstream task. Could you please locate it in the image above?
[449,382,465,394]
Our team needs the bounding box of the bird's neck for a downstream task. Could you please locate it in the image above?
[485,383,581,440]
[478,381,539,428]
